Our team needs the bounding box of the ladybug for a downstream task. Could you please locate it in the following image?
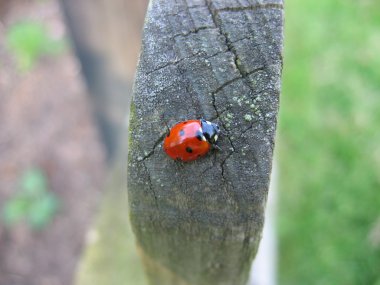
[163,119,221,162]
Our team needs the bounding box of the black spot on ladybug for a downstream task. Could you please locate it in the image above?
[179,129,185,136]
[166,131,170,137]
[186,147,193,153]
[196,130,203,141]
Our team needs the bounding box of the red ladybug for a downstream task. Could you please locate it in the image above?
[163,119,221,162]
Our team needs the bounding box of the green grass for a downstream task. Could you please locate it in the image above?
[2,168,59,230]
[279,0,380,284]
[6,21,65,71]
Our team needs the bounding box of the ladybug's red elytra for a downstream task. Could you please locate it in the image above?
[163,119,221,162]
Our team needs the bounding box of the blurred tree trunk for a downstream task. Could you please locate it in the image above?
[59,0,149,161]
[59,1,150,284]
[128,0,284,285]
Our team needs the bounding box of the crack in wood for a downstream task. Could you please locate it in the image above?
[142,160,159,209]
[172,26,213,40]
[215,3,284,13]
[138,132,167,161]
[206,0,248,78]
[145,52,203,75]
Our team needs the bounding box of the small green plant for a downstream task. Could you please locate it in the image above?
[2,168,59,230]
[6,21,65,71]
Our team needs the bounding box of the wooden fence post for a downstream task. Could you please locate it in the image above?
[128,0,283,284]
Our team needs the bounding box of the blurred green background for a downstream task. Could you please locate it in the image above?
[279,0,380,284]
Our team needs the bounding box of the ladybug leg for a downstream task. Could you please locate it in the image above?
[212,144,222,151]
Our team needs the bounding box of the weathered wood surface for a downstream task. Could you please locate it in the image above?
[128,0,283,284]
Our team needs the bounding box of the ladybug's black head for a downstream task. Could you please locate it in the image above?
[201,119,220,145]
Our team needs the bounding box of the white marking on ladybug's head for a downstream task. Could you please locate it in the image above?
[201,119,221,144]
[199,127,207,141]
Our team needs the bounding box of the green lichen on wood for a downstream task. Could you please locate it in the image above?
[128,101,137,153]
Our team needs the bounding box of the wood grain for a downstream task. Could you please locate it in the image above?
[128,0,283,284]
